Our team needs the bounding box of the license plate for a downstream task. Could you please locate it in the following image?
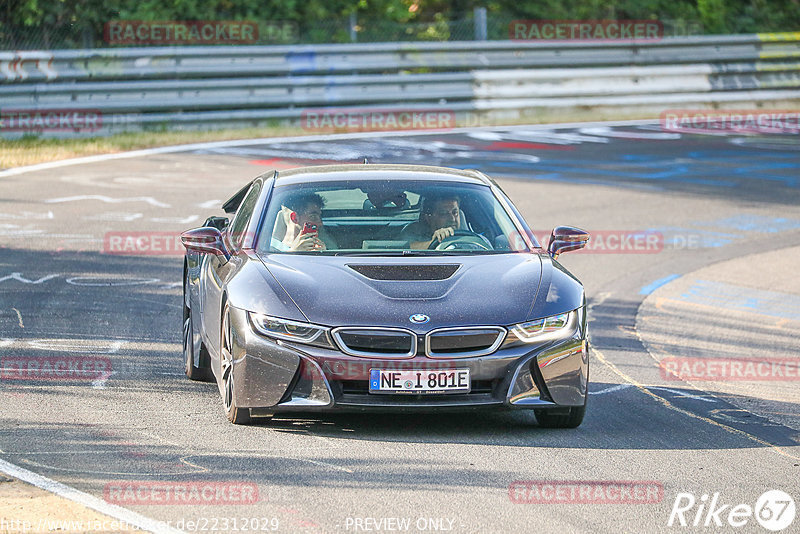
[369,369,470,394]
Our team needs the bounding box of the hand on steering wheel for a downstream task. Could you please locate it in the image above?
[428,229,493,251]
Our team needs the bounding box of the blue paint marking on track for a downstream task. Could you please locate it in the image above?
[678,280,800,320]
[484,171,666,191]
[698,215,800,233]
[516,161,737,187]
[639,274,681,295]
[648,226,739,248]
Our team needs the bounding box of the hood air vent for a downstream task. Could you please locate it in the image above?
[347,264,460,281]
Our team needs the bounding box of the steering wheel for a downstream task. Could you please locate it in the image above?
[428,230,493,251]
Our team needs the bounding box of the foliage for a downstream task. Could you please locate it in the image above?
[1,0,799,48]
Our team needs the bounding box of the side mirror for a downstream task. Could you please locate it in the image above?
[203,216,229,231]
[181,227,230,259]
[547,226,590,259]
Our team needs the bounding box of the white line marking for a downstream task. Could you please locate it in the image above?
[589,383,633,395]
[0,338,14,348]
[0,210,54,220]
[84,212,144,222]
[0,119,659,178]
[25,340,126,354]
[198,200,221,209]
[45,195,170,208]
[160,282,182,289]
[295,458,353,473]
[649,386,719,403]
[11,308,23,328]
[65,277,160,287]
[150,215,199,224]
[0,273,60,284]
[0,457,185,534]
[578,126,682,140]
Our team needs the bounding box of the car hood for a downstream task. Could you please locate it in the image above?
[257,253,543,331]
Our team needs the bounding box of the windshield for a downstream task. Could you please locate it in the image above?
[256,179,532,255]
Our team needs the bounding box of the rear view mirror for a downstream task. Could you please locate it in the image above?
[547,226,590,259]
[181,227,230,259]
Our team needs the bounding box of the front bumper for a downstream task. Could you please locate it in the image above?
[225,305,588,414]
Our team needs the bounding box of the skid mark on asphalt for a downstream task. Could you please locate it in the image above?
[17,457,205,476]
[181,453,353,474]
[592,346,800,460]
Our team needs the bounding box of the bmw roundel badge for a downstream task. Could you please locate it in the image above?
[409,314,430,324]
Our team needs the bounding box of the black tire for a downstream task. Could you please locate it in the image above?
[221,304,252,425]
[184,276,210,381]
[534,404,586,428]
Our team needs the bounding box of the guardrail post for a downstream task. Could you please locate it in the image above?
[474,7,487,41]
[349,13,358,43]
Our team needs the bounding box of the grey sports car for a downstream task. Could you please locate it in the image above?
[181,164,590,426]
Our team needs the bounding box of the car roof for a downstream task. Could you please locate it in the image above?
[273,164,492,186]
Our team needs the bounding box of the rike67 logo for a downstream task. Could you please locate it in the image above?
[668,490,795,531]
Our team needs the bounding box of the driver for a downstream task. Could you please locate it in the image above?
[401,193,461,249]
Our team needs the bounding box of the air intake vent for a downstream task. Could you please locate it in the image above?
[348,264,459,281]
[331,328,417,359]
[425,327,506,359]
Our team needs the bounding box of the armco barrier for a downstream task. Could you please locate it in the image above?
[1,33,799,137]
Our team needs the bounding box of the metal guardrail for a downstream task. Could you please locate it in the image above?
[2,33,799,137]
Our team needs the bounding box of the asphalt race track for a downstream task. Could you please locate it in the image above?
[1,121,799,533]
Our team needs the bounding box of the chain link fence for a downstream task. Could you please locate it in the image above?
[1,11,708,50]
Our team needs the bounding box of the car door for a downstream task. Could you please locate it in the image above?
[202,180,263,368]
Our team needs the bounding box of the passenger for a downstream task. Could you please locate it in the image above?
[401,193,461,249]
[279,192,338,251]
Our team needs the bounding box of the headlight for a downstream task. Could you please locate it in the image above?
[503,310,576,348]
[248,313,333,348]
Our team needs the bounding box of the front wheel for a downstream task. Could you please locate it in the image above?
[534,404,586,428]
[220,304,251,425]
